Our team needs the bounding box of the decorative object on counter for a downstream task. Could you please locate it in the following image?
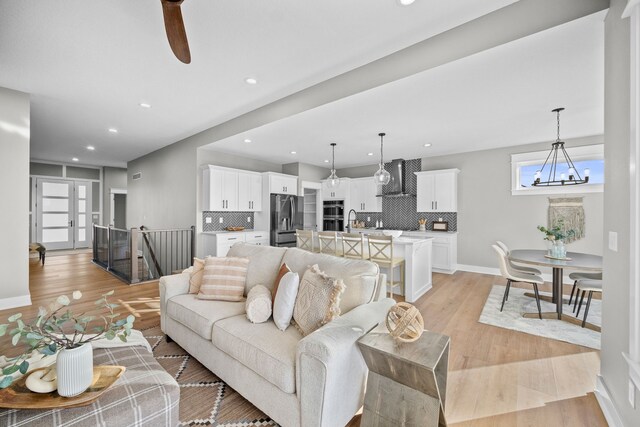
[373,133,391,185]
[382,230,403,238]
[0,290,135,397]
[324,142,341,189]
[225,226,245,231]
[533,108,590,187]
[548,197,584,243]
[385,302,424,343]
[418,218,427,231]
[432,221,449,231]
[538,219,576,260]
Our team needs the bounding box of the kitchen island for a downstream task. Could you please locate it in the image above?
[338,231,433,303]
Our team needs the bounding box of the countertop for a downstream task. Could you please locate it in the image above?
[201,230,266,235]
[350,228,457,236]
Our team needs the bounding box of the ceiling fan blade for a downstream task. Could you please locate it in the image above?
[160,0,191,64]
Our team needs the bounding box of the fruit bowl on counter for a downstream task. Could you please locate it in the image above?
[382,230,403,238]
[225,226,245,232]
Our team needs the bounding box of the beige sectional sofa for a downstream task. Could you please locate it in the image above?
[159,243,395,427]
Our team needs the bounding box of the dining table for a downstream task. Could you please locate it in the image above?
[508,249,603,332]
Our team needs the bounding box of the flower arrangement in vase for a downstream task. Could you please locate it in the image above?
[0,290,134,396]
[537,220,576,259]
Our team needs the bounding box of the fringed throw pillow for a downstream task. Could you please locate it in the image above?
[293,264,346,336]
[189,257,206,294]
[197,257,249,302]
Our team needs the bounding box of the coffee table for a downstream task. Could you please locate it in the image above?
[0,345,180,426]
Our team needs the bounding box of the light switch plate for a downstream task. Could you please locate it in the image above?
[219,217,224,224]
[247,217,251,223]
[367,217,371,221]
[205,217,212,224]
[609,231,618,252]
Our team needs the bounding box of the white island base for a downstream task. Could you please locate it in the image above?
[385,237,433,303]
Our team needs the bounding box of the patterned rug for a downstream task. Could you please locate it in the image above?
[479,285,601,350]
[142,325,278,426]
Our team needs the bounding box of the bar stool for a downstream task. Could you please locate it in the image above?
[495,241,542,276]
[341,233,365,260]
[295,229,315,252]
[318,231,339,256]
[568,272,602,307]
[368,235,404,298]
[575,279,602,327]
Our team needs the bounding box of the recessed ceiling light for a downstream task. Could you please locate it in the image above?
[367,152,374,156]
[290,151,297,155]
[86,145,95,151]
[397,0,416,5]
[324,160,330,163]
[108,128,118,134]
[245,77,258,85]
[244,139,252,143]
[72,157,79,162]
[424,143,432,147]
[139,102,152,108]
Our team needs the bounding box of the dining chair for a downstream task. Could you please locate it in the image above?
[368,235,405,298]
[492,245,543,318]
[574,278,602,327]
[295,229,315,252]
[568,272,602,307]
[318,231,339,256]
[341,232,365,260]
[496,241,542,276]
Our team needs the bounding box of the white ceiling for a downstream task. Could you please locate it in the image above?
[205,11,605,169]
[0,0,518,168]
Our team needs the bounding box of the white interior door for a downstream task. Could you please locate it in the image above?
[36,179,74,250]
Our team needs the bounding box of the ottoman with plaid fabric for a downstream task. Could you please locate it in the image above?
[0,345,180,426]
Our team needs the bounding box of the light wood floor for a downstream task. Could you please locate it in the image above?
[3,255,606,426]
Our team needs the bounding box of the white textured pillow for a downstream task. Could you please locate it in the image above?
[273,272,300,331]
[246,285,272,324]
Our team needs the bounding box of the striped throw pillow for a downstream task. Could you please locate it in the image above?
[197,257,250,302]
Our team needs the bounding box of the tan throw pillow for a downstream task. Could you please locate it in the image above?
[197,257,250,302]
[272,263,291,303]
[293,264,346,336]
[189,257,205,294]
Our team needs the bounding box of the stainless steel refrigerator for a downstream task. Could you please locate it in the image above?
[270,194,304,247]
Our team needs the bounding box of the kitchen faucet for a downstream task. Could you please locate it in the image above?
[346,209,357,233]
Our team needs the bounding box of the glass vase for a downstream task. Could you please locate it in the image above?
[550,240,566,259]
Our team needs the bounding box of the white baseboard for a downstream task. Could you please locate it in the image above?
[0,294,32,311]
[456,264,574,285]
[595,375,624,427]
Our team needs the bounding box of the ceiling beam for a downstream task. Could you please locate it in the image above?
[157,0,610,152]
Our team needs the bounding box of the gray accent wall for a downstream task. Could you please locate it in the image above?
[0,87,30,307]
[103,167,127,226]
[601,0,639,423]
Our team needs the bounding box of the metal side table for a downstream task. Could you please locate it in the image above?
[357,325,449,427]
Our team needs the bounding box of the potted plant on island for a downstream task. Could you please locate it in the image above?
[0,290,134,397]
[537,220,576,259]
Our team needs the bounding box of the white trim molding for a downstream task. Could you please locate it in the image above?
[623,0,640,18]
[0,294,32,311]
[595,375,625,427]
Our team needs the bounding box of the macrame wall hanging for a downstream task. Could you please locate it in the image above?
[548,197,585,243]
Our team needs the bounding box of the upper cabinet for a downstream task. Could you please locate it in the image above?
[349,178,382,212]
[268,173,298,196]
[203,166,262,212]
[415,169,460,212]
[322,179,349,200]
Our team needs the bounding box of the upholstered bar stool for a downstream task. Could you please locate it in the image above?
[575,279,602,327]
[295,229,315,252]
[496,241,542,276]
[318,231,339,256]
[368,235,404,298]
[341,233,365,260]
[569,272,602,307]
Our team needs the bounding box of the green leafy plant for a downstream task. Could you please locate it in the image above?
[537,220,576,242]
[0,290,134,389]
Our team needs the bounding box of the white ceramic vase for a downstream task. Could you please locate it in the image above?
[56,343,94,397]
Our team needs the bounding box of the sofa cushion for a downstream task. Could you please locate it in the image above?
[227,243,288,295]
[212,315,301,394]
[166,294,245,340]
[281,248,379,314]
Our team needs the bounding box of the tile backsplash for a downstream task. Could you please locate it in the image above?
[354,158,457,231]
[202,211,254,232]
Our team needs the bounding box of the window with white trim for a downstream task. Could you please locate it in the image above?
[511,144,604,195]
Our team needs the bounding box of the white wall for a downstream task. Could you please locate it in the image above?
[0,87,31,309]
[102,166,127,227]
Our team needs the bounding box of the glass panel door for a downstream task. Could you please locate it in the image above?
[75,181,92,248]
[36,179,73,250]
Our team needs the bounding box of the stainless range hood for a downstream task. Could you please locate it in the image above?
[378,159,415,198]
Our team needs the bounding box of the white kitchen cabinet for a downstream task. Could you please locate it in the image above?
[322,179,349,200]
[201,230,269,257]
[349,178,382,212]
[415,169,459,212]
[268,173,298,195]
[404,231,458,274]
[203,166,239,211]
[238,172,263,212]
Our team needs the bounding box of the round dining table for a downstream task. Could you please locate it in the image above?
[508,249,603,331]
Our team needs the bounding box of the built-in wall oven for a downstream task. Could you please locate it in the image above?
[323,200,344,231]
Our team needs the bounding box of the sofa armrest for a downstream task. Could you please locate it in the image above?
[296,297,395,427]
[373,273,387,302]
[159,273,190,332]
